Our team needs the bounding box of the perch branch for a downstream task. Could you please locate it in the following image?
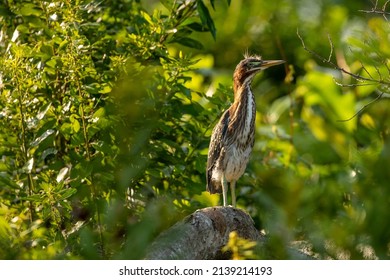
[145,206,313,260]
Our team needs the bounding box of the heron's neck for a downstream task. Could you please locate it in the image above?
[233,74,254,101]
[230,82,256,140]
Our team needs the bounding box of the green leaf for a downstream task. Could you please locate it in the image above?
[37,102,52,120]
[56,167,69,183]
[160,0,174,10]
[210,0,216,10]
[60,187,77,199]
[60,123,73,139]
[73,162,93,180]
[186,22,209,32]
[27,17,44,28]
[141,10,153,24]
[99,85,112,94]
[58,39,69,51]
[72,119,81,133]
[45,58,57,68]
[177,84,192,99]
[196,0,216,40]
[93,107,105,118]
[30,129,55,147]
[16,24,29,34]
[41,148,57,161]
[0,217,12,249]
[22,158,34,174]
[0,5,12,18]
[39,44,54,59]
[19,4,41,16]
[171,37,204,49]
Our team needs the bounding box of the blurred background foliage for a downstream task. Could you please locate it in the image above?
[0,0,389,259]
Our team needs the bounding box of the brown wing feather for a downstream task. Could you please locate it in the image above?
[206,109,230,194]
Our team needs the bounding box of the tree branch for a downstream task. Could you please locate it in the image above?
[359,0,390,21]
[296,29,389,85]
[296,29,390,121]
[145,206,313,260]
[338,91,385,122]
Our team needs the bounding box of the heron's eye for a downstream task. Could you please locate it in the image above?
[247,61,260,68]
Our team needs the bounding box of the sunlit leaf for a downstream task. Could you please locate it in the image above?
[22,158,34,174]
[72,119,81,133]
[41,148,57,161]
[37,102,52,120]
[30,129,55,147]
[93,107,105,118]
[60,187,77,199]
[56,167,69,183]
[193,191,220,207]
[19,3,41,16]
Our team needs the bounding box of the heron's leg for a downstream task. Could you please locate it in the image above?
[221,175,228,206]
[230,180,236,207]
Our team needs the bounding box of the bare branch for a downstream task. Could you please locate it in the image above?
[360,61,374,80]
[359,0,390,20]
[327,34,334,62]
[358,9,390,15]
[378,90,390,98]
[338,91,385,122]
[384,59,390,76]
[384,0,390,11]
[296,29,390,86]
[374,65,383,81]
[333,78,378,88]
[383,0,390,20]
[297,29,390,122]
[371,0,379,9]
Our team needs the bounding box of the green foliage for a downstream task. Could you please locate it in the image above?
[0,0,225,259]
[223,231,257,260]
[0,0,390,260]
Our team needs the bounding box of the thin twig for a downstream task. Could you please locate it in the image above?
[358,9,390,15]
[383,0,390,20]
[296,29,390,86]
[384,59,390,76]
[333,78,378,87]
[359,0,390,20]
[374,65,382,81]
[297,29,390,122]
[384,0,390,12]
[360,61,373,80]
[327,34,334,62]
[338,91,384,122]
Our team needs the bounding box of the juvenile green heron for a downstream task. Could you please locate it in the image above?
[206,55,284,207]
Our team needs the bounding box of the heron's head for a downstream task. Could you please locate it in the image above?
[233,55,285,91]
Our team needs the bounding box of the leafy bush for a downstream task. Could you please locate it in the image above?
[0,0,226,259]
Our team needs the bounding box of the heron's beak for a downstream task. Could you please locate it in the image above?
[260,59,285,69]
[248,59,285,73]
[248,60,285,73]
